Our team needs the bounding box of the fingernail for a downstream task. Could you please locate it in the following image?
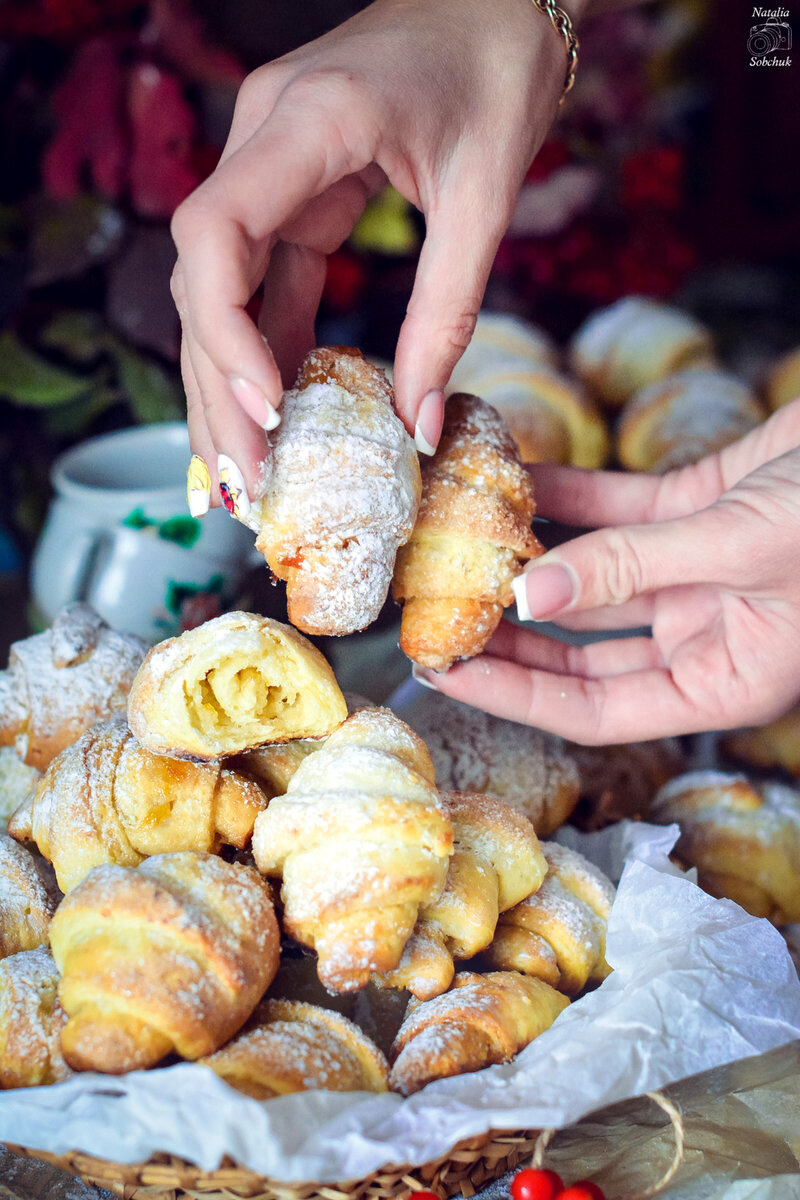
[412,664,440,690]
[186,454,210,518]
[513,562,576,622]
[217,454,251,523]
[414,389,445,456]
[230,376,281,432]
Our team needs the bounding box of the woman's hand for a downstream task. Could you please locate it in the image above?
[415,399,800,744]
[170,0,580,506]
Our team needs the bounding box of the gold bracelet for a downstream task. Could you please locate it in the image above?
[528,0,579,102]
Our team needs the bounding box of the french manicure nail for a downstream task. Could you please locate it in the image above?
[512,562,577,622]
[412,664,440,690]
[414,389,445,456]
[230,376,281,432]
[186,454,210,518]
[217,454,251,523]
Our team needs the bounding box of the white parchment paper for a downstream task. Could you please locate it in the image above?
[1,811,799,1182]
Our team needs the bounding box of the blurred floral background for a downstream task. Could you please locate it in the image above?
[0,0,798,581]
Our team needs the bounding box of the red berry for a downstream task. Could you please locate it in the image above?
[412,1192,441,1200]
[510,1168,564,1200]
[558,1183,606,1200]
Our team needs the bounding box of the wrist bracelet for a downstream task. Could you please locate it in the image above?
[528,0,579,102]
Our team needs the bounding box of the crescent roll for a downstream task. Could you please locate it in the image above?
[389,970,569,1095]
[252,706,453,992]
[0,602,147,771]
[49,851,280,1073]
[0,947,71,1088]
[201,999,389,1097]
[252,346,421,636]
[0,835,54,959]
[127,611,347,759]
[8,715,268,892]
[393,393,543,671]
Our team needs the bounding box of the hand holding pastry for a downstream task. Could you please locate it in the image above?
[252,347,421,636]
[394,394,543,671]
[419,399,800,743]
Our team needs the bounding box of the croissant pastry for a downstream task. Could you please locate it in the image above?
[393,394,543,671]
[252,706,453,992]
[448,312,560,384]
[49,851,280,1073]
[617,369,764,473]
[650,770,800,923]
[0,603,147,771]
[0,947,71,1088]
[722,705,800,778]
[389,970,569,1096]
[0,835,54,958]
[201,999,388,1098]
[252,347,421,636]
[407,691,580,836]
[0,747,40,827]
[235,693,374,796]
[569,296,715,409]
[482,842,615,994]
[764,345,800,412]
[375,791,547,999]
[568,737,686,831]
[127,611,347,760]
[8,715,268,893]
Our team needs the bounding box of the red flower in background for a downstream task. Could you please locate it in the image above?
[621,146,686,211]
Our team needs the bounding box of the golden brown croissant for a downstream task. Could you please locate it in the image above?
[0,746,40,827]
[0,603,147,771]
[375,791,547,999]
[252,706,453,992]
[568,737,687,831]
[482,842,615,994]
[650,770,800,923]
[0,835,54,958]
[406,691,580,836]
[127,611,348,760]
[49,851,280,1073]
[722,705,800,778]
[617,369,764,473]
[251,347,421,637]
[569,296,716,409]
[235,693,374,796]
[0,947,71,1088]
[8,715,268,893]
[200,999,388,1098]
[389,970,569,1095]
[393,394,543,671]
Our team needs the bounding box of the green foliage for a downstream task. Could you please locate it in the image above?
[0,329,95,406]
[111,340,183,423]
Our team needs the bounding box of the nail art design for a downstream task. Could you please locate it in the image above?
[217,454,250,523]
[186,455,211,518]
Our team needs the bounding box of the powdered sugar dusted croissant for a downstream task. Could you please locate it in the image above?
[49,851,280,1073]
[722,705,800,778]
[570,296,715,409]
[252,347,421,636]
[252,706,453,992]
[0,603,147,771]
[127,612,347,760]
[650,770,800,923]
[8,715,268,892]
[393,394,543,671]
[0,835,54,958]
[201,999,388,1097]
[0,747,40,827]
[389,970,568,1095]
[375,791,547,999]
[482,842,615,994]
[0,947,71,1088]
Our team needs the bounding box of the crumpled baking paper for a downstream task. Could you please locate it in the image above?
[1,808,799,1184]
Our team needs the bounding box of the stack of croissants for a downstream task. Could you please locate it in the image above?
[0,603,617,1099]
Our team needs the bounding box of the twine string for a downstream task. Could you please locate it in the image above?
[530,1090,685,1199]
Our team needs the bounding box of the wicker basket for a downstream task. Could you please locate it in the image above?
[6,1129,536,1200]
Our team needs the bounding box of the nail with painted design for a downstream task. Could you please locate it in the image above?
[186,455,211,518]
[217,454,251,523]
